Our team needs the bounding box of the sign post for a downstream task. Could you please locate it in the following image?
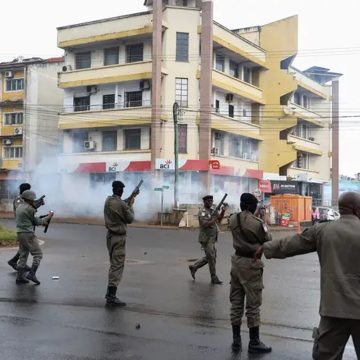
[154,186,170,226]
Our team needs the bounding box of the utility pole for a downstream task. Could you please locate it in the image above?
[173,102,179,208]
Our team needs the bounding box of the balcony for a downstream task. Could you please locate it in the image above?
[212,70,265,104]
[286,103,325,127]
[59,106,152,130]
[211,112,263,140]
[213,22,267,68]
[58,12,153,49]
[287,134,323,156]
[0,125,24,137]
[58,61,164,88]
[290,68,329,99]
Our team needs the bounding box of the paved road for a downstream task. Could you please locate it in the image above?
[0,220,356,359]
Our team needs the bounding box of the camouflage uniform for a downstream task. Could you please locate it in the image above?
[15,202,50,284]
[229,210,272,328]
[191,207,220,281]
[104,194,134,287]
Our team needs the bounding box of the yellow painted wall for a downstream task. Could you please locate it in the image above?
[259,16,299,173]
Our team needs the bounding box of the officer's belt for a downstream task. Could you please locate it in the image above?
[235,249,255,258]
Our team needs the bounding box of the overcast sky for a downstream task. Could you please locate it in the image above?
[1,0,358,177]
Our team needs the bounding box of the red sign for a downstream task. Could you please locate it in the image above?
[209,160,220,170]
[259,179,272,193]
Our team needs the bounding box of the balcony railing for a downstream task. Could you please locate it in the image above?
[64,100,152,113]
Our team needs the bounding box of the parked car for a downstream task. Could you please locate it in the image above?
[312,206,340,223]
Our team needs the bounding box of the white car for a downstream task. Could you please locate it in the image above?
[313,207,340,222]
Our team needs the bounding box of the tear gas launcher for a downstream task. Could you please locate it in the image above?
[125,179,144,204]
[210,193,228,217]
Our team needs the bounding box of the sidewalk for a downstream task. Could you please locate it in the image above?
[0,211,297,232]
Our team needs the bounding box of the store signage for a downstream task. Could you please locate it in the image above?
[107,162,120,172]
[271,181,299,194]
[259,179,272,193]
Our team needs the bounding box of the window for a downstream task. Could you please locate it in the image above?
[126,43,143,63]
[72,131,88,153]
[176,32,189,62]
[229,61,239,78]
[4,147,22,159]
[125,91,143,107]
[215,54,225,72]
[215,100,220,113]
[74,96,90,112]
[294,122,311,139]
[303,95,310,109]
[75,52,91,69]
[228,104,234,118]
[243,108,247,118]
[102,131,117,151]
[5,78,24,91]
[103,94,115,109]
[4,112,23,125]
[124,129,141,150]
[90,173,116,187]
[294,92,301,105]
[243,66,251,83]
[229,136,242,157]
[104,47,119,66]
[178,124,187,153]
[213,131,224,155]
[175,78,188,107]
[296,153,310,169]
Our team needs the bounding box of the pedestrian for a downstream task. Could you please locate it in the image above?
[103,180,137,306]
[8,183,45,271]
[228,193,272,354]
[255,191,360,359]
[188,195,228,285]
[15,190,53,285]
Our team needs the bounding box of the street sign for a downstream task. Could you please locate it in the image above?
[154,187,163,191]
[162,185,170,189]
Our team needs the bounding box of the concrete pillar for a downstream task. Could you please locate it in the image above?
[199,0,213,191]
[331,80,339,207]
[151,0,163,170]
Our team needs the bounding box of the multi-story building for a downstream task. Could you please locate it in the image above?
[56,0,340,206]
[0,57,64,204]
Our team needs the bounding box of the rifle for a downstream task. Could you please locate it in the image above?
[210,193,228,217]
[125,180,143,204]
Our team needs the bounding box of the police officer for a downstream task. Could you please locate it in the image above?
[8,183,45,271]
[228,193,272,353]
[188,195,227,285]
[255,191,360,359]
[15,190,53,285]
[104,180,136,306]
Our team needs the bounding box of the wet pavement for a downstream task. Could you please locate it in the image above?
[0,219,357,359]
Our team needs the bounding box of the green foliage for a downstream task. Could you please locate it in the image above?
[0,225,17,246]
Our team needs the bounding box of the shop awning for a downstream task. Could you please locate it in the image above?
[180,160,209,171]
[75,162,106,173]
[244,169,263,179]
[125,161,151,172]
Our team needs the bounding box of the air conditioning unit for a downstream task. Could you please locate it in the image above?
[139,80,150,90]
[211,147,219,155]
[214,132,222,140]
[2,139,12,146]
[84,140,96,150]
[14,127,23,135]
[5,71,13,78]
[62,65,72,72]
[225,93,234,102]
[86,85,98,93]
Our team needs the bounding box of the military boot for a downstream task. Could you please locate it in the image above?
[211,275,223,285]
[248,326,272,353]
[8,252,20,271]
[16,268,29,285]
[105,286,126,307]
[188,265,196,280]
[26,265,41,285]
[231,324,242,353]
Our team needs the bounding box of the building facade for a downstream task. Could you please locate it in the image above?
[56,0,340,206]
[0,57,64,202]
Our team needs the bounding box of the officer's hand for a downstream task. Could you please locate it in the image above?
[221,203,229,211]
[128,197,135,206]
[254,246,264,261]
[48,211,54,218]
